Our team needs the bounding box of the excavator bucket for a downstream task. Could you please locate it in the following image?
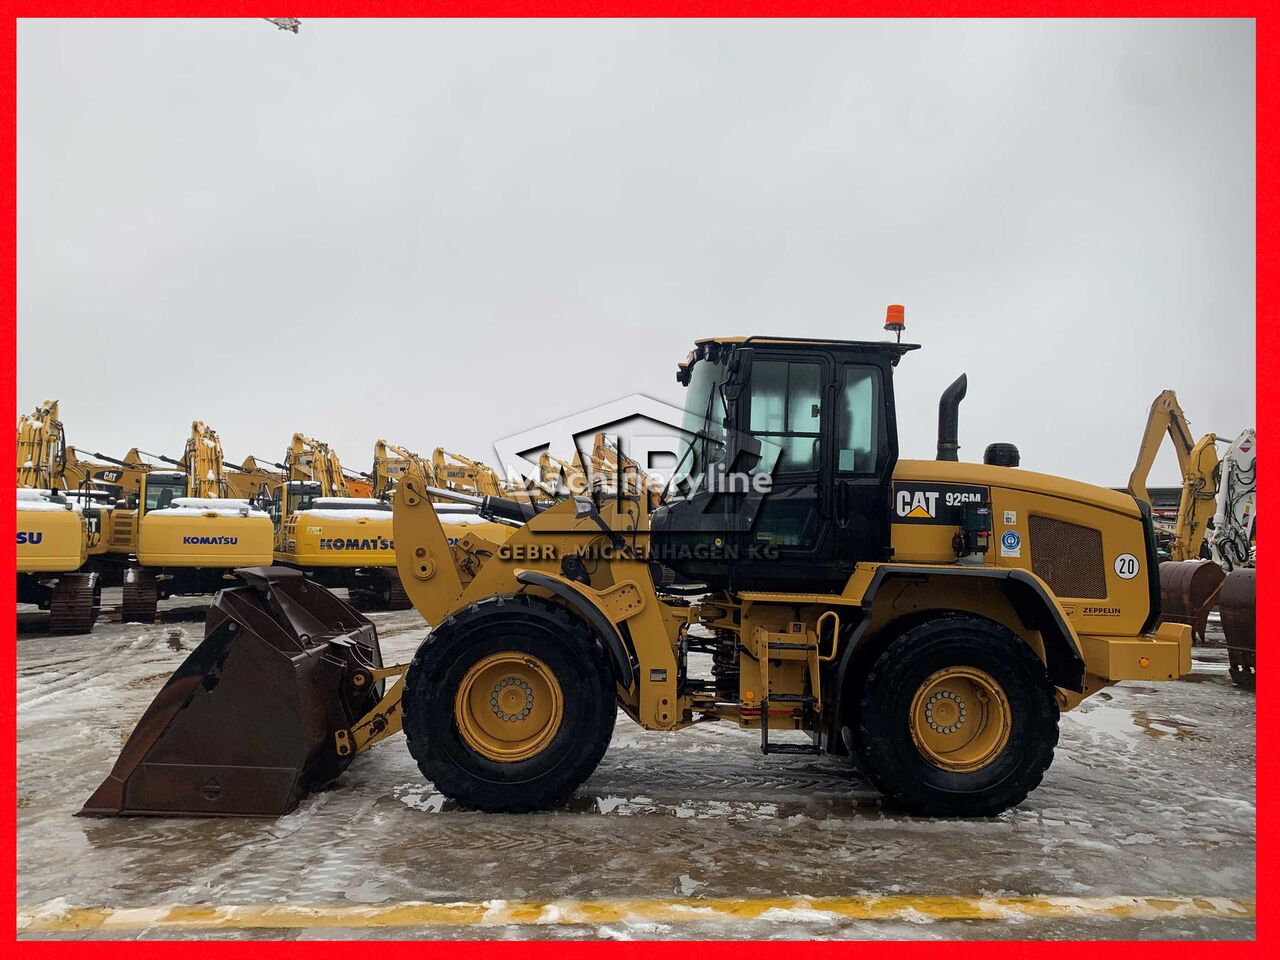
[1159,559,1225,643]
[80,566,383,818]
[1220,567,1256,690]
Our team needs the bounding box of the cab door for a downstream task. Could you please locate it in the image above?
[727,351,839,588]
[831,360,896,568]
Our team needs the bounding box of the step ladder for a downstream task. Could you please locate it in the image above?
[756,627,822,756]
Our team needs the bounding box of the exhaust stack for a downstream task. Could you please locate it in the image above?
[937,374,967,461]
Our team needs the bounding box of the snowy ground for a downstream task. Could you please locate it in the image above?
[17,590,1256,940]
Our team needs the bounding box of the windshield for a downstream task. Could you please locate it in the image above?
[676,358,728,492]
[142,476,187,513]
[287,484,320,516]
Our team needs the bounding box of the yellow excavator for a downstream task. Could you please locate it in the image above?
[431,446,556,508]
[16,401,102,632]
[587,433,665,511]
[223,455,284,501]
[1127,390,1256,687]
[99,421,274,622]
[538,449,588,498]
[62,447,147,501]
[430,448,508,498]
[86,310,1193,821]
[371,439,424,499]
[258,434,408,608]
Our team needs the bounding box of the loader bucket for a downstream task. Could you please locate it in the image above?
[79,566,383,818]
[1220,567,1256,690]
[1159,559,1225,643]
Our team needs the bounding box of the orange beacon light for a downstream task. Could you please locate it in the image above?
[885,304,905,343]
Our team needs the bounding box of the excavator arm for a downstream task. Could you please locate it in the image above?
[286,433,352,498]
[1208,429,1256,571]
[1127,389,1196,507]
[372,439,429,499]
[16,400,65,489]
[590,432,663,510]
[538,449,587,497]
[1126,389,1222,560]
[430,447,507,498]
[182,421,228,499]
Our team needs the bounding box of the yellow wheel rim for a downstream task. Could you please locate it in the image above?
[909,667,1012,773]
[454,652,564,763]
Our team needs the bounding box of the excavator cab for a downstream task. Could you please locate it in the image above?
[651,337,916,591]
[141,472,189,514]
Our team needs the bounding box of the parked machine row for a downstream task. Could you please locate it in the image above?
[15,411,521,629]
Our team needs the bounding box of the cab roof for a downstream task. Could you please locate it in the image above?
[679,336,920,380]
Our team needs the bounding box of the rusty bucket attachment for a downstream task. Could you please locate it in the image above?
[1220,567,1256,690]
[80,566,383,818]
[1159,560,1225,643]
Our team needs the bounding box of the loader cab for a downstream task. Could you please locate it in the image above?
[650,336,916,591]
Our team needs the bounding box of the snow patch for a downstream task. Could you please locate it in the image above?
[311,497,388,509]
[298,509,393,522]
[149,498,268,518]
[677,874,705,896]
[396,789,446,813]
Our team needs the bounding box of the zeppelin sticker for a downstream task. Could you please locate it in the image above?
[892,482,990,524]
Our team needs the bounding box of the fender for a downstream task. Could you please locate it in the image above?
[514,569,636,690]
[824,564,1087,754]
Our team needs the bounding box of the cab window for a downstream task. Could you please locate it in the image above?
[747,360,823,473]
[142,477,187,514]
[835,366,883,474]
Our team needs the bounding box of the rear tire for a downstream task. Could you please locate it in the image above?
[856,614,1059,817]
[402,595,616,812]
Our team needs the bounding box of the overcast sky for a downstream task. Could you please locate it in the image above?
[18,18,1254,486]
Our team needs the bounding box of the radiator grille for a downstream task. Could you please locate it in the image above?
[109,515,135,550]
[1028,516,1106,599]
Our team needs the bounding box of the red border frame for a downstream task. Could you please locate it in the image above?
[1,7,1266,954]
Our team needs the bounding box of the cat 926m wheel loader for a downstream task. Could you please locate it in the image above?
[83,311,1192,820]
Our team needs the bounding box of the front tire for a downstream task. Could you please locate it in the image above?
[402,595,616,812]
[856,614,1059,817]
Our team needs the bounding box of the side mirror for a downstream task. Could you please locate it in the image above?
[573,496,598,520]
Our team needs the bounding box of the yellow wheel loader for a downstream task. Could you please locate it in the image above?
[84,315,1191,820]
[1127,390,1255,686]
[100,423,274,622]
